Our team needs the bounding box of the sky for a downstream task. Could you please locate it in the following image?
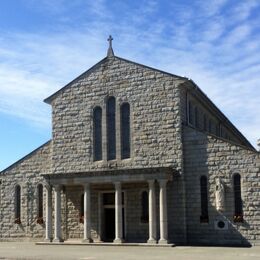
[0,0,259,170]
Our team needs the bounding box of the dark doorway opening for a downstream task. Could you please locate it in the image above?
[104,208,115,242]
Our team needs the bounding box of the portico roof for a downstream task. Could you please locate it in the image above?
[42,166,178,186]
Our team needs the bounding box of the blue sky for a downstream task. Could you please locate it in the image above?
[0,0,259,170]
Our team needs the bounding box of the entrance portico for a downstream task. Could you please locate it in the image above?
[43,167,175,244]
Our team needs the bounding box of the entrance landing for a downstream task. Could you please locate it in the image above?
[36,241,175,247]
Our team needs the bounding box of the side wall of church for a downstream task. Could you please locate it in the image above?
[51,57,185,174]
[0,141,51,240]
[183,126,260,246]
[180,86,249,147]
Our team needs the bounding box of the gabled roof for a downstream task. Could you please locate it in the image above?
[43,54,256,151]
[44,55,187,104]
[0,140,52,174]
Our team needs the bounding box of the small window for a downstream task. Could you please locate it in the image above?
[15,185,21,224]
[200,176,209,223]
[233,174,243,222]
[107,97,116,160]
[188,101,193,125]
[93,106,102,161]
[120,103,131,159]
[141,191,148,223]
[37,184,43,223]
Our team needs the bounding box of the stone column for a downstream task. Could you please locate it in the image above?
[83,183,92,243]
[114,182,123,243]
[53,185,62,242]
[147,180,157,243]
[45,184,52,242]
[159,179,168,244]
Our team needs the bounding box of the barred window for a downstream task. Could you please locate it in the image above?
[120,103,130,159]
[93,106,102,161]
[107,97,116,160]
[200,176,209,223]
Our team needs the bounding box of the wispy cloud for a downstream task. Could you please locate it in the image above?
[0,0,259,147]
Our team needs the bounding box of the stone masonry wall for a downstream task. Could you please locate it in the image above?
[51,56,185,174]
[0,141,52,240]
[183,126,260,246]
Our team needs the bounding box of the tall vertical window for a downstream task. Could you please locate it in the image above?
[141,191,148,223]
[188,101,193,125]
[79,194,84,223]
[15,185,21,223]
[120,103,130,159]
[200,176,209,223]
[194,107,199,128]
[37,184,43,219]
[107,97,116,160]
[93,106,102,161]
[233,174,243,222]
[208,119,212,133]
[203,114,207,131]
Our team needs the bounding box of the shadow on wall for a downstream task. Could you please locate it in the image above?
[183,127,252,247]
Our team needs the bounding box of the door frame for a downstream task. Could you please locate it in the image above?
[98,190,127,242]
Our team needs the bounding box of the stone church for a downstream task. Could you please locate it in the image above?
[0,37,259,246]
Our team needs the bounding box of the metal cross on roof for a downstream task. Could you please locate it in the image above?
[107,35,114,57]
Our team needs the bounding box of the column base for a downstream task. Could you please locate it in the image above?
[53,238,63,243]
[82,238,93,243]
[158,239,169,244]
[147,238,157,244]
[113,238,124,244]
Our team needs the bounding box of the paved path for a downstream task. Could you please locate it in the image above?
[0,242,259,260]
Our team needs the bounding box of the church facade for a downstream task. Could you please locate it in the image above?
[0,38,259,246]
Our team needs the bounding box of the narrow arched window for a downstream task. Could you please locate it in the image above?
[120,103,130,159]
[37,184,43,219]
[107,97,116,160]
[234,174,243,222]
[80,194,84,223]
[141,191,148,223]
[15,185,21,223]
[93,106,102,161]
[200,176,208,223]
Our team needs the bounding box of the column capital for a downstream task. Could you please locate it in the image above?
[54,185,61,192]
[44,183,52,191]
[147,179,155,186]
[158,179,168,187]
[83,183,90,189]
[114,181,121,188]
